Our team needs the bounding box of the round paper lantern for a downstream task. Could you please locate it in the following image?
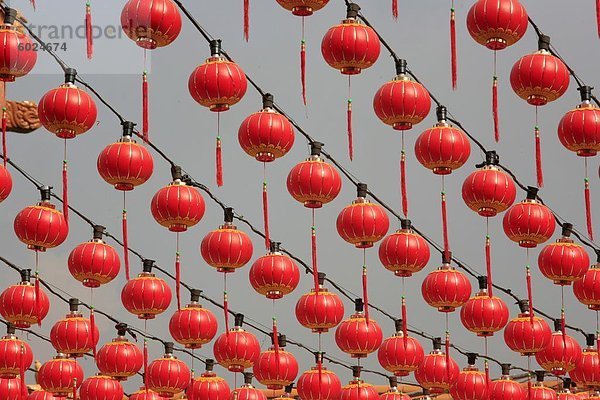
[466,0,528,50]
[339,368,379,400]
[231,373,266,400]
[297,354,342,400]
[503,186,556,248]
[238,94,295,162]
[249,242,300,299]
[68,225,120,288]
[556,379,580,400]
[336,183,389,249]
[0,269,50,328]
[187,359,230,400]
[295,273,344,333]
[121,259,172,319]
[535,321,582,376]
[96,323,143,381]
[488,364,526,400]
[14,186,68,251]
[0,376,22,400]
[151,166,205,232]
[460,276,509,336]
[169,289,218,349]
[574,263,600,310]
[27,390,57,400]
[188,39,247,112]
[377,319,424,377]
[321,3,380,75]
[39,354,84,397]
[449,354,488,400]
[0,9,37,82]
[530,371,558,400]
[38,68,97,139]
[0,164,13,203]
[538,223,590,285]
[121,0,182,49]
[50,298,98,357]
[503,300,552,356]
[213,314,260,372]
[558,86,600,157]
[415,338,460,394]
[201,208,253,273]
[373,59,431,131]
[286,141,342,208]
[462,151,516,217]
[129,387,161,400]
[380,378,410,400]
[276,0,329,16]
[0,324,33,378]
[335,299,383,358]
[569,334,600,389]
[79,375,124,400]
[510,35,569,106]
[253,336,298,390]
[146,342,191,398]
[97,121,154,191]
[422,252,472,313]
[378,219,430,278]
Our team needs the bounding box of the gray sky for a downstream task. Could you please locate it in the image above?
[2,0,599,394]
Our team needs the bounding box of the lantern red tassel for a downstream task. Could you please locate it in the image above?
[362,266,369,323]
[86,2,93,59]
[272,320,280,371]
[143,340,148,387]
[223,292,230,334]
[30,1,35,10]
[244,0,249,41]
[526,267,534,324]
[90,308,97,357]
[450,7,457,90]
[62,160,69,224]
[263,181,270,249]
[347,99,353,161]
[401,297,408,345]
[441,192,449,253]
[122,209,130,280]
[585,179,594,240]
[2,107,6,166]
[34,272,41,327]
[485,236,493,295]
[597,0,600,38]
[142,72,148,142]
[392,0,398,19]
[445,334,451,380]
[216,136,223,187]
[493,76,499,142]
[175,252,181,310]
[73,379,78,400]
[400,151,408,216]
[301,41,307,105]
[535,126,543,187]
[19,345,25,396]
[311,227,319,292]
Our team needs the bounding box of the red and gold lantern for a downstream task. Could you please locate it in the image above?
[38,354,84,397]
[231,373,266,400]
[295,273,345,333]
[249,242,300,300]
[68,225,120,288]
[169,289,218,349]
[377,319,424,377]
[27,390,57,400]
[503,187,556,248]
[129,387,161,400]
[449,354,488,400]
[187,359,230,400]
[378,219,430,278]
[335,298,383,358]
[460,276,509,336]
[0,269,50,328]
[0,324,33,379]
[0,9,37,82]
[0,376,23,400]
[121,259,172,319]
[557,379,580,400]
[466,0,528,50]
[0,164,12,203]
[503,300,552,356]
[96,323,143,381]
[147,342,191,398]
[380,378,410,400]
[79,375,124,400]
[253,335,298,390]
[121,0,181,49]
[538,223,590,285]
[415,337,460,394]
[422,252,472,313]
[297,354,342,400]
[339,367,380,400]
[530,371,558,400]
[213,314,260,372]
[574,262,600,310]
[570,334,600,389]
[50,298,98,357]
[535,321,582,376]
[488,364,526,400]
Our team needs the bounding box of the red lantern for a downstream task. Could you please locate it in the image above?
[121,260,172,319]
[238,94,295,162]
[337,183,389,249]
[38,69,97,139]
[276,0,329,16]
[449,354,488,400]
[503,300,552,355]
[297,355,342,400]
[120,0,182,49]
[0,164,13,203]
[377,319,424,377]
[570,334,600,389]
[558,88,600,157]
[538,224,589,285]
[0,324,33,379]
[151,166,205,233]
[96,323,143,381]
[339,368,380,400]
[557,380,580,400]
[415,338,460,394]
[379,219,430,278]
[0,10,37,82]
[50,298,98,357]
[422,253,472,313]
[27,391,57,400]
[460,276,509,336]
[213,314,260,372]
[249,242,300,300]
[530,371,558,400]
[0,269,50,328]
[231,373,267,400]
[187,359,230,400]
[462,153,516,217]
[373,59,431,131]
[488,364,526,400]
[503,187,556,248]
[295,273,345,333]
[415,106,471,175]
[0,376,22,400]
[201,208,253,273]
[129,387,161,400]
[97,121,154,191]
[253,336,298,390]
[380,378,410,400]
[535,321,582,376]
[39,354,84,397]
[466,0,528,50]
[287,142,342,208]
[169,289,218,349]
[574,263,600,310]
[14,186,68,251]
[147,342,191,398]
[68,225,120,288]
[335,299,383,358]
[79,375,124,400]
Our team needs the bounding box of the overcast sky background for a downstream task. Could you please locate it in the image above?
[1,0,600,394]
